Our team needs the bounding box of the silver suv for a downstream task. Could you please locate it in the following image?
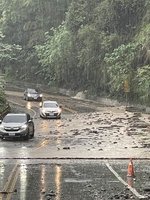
[0,113,34,140]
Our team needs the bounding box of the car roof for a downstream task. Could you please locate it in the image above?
[26,88,36,92]
[6,113,27,116]
[43,100,58,104]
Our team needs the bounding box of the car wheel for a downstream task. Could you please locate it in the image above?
[30,128,34,138]
[57,115,61,119]
[40,114,44,118]
[30,133,34,138]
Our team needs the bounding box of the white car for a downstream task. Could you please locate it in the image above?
[39,100,62,119]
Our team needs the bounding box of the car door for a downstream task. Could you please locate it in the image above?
[24,89,27,99]
[27,114,34,134]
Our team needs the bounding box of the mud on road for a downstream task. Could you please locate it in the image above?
[3,91,150,159]
[0,91,150,200]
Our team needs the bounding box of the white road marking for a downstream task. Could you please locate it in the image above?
[105,162,148,199]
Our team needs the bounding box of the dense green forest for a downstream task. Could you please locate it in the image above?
[0,0,150,105]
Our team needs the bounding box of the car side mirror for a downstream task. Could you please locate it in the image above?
[28,118,33,122]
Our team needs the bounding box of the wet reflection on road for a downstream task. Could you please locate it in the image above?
[0,163,5,188]
[26,102,32,110]
[55,165,62,200]
[20,163,27,200]
[0,160,149,200]
[24,161,150,199]
[40,165,46,200]
[35,118,64,148]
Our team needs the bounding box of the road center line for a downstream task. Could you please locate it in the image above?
[5,169,19,200]
[105,162,147,199]
[1,163,19,200]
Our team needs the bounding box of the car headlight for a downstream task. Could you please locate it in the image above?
[41,108,46,113]
[39,94,43,97]
[27,94,31,97]
[21,124,28,130]
[58,108,62,114]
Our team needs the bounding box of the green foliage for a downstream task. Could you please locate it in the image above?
[0,0,71,81]
[0,31,22,74]
[35,24,75,87]
[136,65,150,105]
[134,24,150,47]
[0,75,7,112]
[94,0,117,34]
[0,0,150,105]
[66,0,96,32]
[112,0,146,39]
[104,43,138,95]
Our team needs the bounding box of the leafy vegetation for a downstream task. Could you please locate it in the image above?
[136,65,150,104]
[0,0,150,105]
[104,43,138,97]
[0,74,8,113]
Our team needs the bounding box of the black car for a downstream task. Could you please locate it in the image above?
[0,113,34,140]
[23,88,43,101]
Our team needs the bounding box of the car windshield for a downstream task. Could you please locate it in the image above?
[3,115,27,123]
[43,102,58,108]
[28,89,38,94]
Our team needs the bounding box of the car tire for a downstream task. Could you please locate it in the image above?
[40,114,44,119]
[30,128,34,139]
[57,115,61,119]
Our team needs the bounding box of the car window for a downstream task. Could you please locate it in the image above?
[28,89,37,94]
[3,115,27,123]
[43,102,58,108]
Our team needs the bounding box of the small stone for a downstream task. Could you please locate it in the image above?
[113,141,117,144]
[63,147,70,150]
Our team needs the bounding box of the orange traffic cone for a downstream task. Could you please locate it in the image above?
[127,158,135,177]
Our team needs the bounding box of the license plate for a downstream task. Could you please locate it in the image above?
[49,113,54,116]
[9,133,15,136]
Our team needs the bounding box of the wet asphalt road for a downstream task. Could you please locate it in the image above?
[0,91,149,199]
[0,159,150,200]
